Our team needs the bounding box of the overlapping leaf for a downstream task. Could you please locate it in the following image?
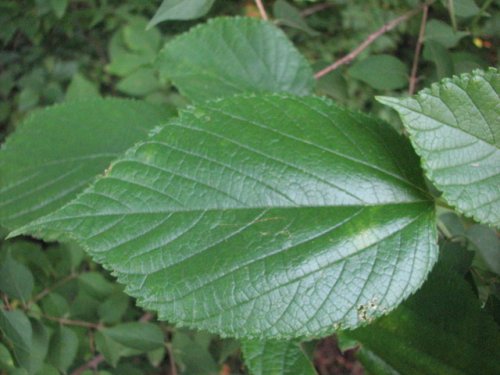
[345,263,500,375]
[242,339,316,375]
[378,68,500,227]
[0,99,174,230]
[12,94,437,339]
[158,17,315,102]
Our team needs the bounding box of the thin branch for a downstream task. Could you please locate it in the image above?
[1,294,11,311]
[254,0,269,20]
[70,354,104,375]
[300,3,334,17]
[409,4,429,95]
[166,343,178,375]
[69,311,155,375]
[29,273,78,306]
[42,315,102,329]
[314,5,425,79]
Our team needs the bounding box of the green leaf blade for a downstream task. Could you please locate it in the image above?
[242,339,317,375]
[158,17,315,102]
[148,0,216,28]
[378,68,500,227]
[345,263,500,375]
[14,94,437,339]
[0,99,174,230]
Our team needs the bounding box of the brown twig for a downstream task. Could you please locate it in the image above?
[301,3,334,18]
[1,294,11,311]
[71,354,105,375]
[254,0,269,20]
[409,4,429,95]
[166,343,178,375]
[29,273,78,306]
[314,5,424,79]
[42,315,102,329]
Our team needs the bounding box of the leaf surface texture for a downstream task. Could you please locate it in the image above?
[14,94,437,338]
[378,68,500,226]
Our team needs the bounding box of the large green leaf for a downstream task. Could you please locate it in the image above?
[242,340,316,375]
[0,99,174,230]
[378,69,500,227]
[158,17,315,102]
[12,94,437,339]
[344,263,500,375]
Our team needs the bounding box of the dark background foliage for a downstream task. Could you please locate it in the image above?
[0,1,498,374]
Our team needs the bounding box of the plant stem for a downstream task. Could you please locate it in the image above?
[448,0,457,30]
[301,3,334,17]
[409,4,429,95]
[471,0,494,31]
[166,343,178,375]
[254,0,269,20]
[314,5,425,79]
[29,272,78,306]
[70,354,104,375]
[42,315,102,329]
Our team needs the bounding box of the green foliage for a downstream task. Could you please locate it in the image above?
[349,55,409,90]
[242,340,316,375]
[0,0,499,374]
[343,263,500,375]
[12,94,437,338]
[378,69,500,226]
[0,99,174,230]
[148,0,216,28]
[159,17,315,102]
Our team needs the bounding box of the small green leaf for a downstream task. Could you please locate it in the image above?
[65,73,100,101]
[378,68,500,227]
[0,98,174,230]
[30,320,50,375]
[95,331,124,367]
[273,0,319,36]
[242,340,316,375]
[466,224,500,274]
[41,293,70,317]
[159,17,315,102]
[172,332,218,374]
[97,292,129,324]
[106,33,153,77]
[148,0,216,28]
[425,19,468,48]
[0,309,32,371]
[14,94,437,339]
[47,326,79,373]
[100,323,164,352]
[0,343,15,371]
[123,17,161,57]
[449,0,480,18]
[0,256,34,302]
[349,55,408,90]
[346,263,500,375]
[116,68,160,97]
[49,0,68,18]
[423,40,454,79]
[78,273,114,300]
[146,347,165,367]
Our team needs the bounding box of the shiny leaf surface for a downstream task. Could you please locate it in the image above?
[13,94,437,339]
[378,68,500,227]
[159,17,315,102]
[0,99,174,230]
